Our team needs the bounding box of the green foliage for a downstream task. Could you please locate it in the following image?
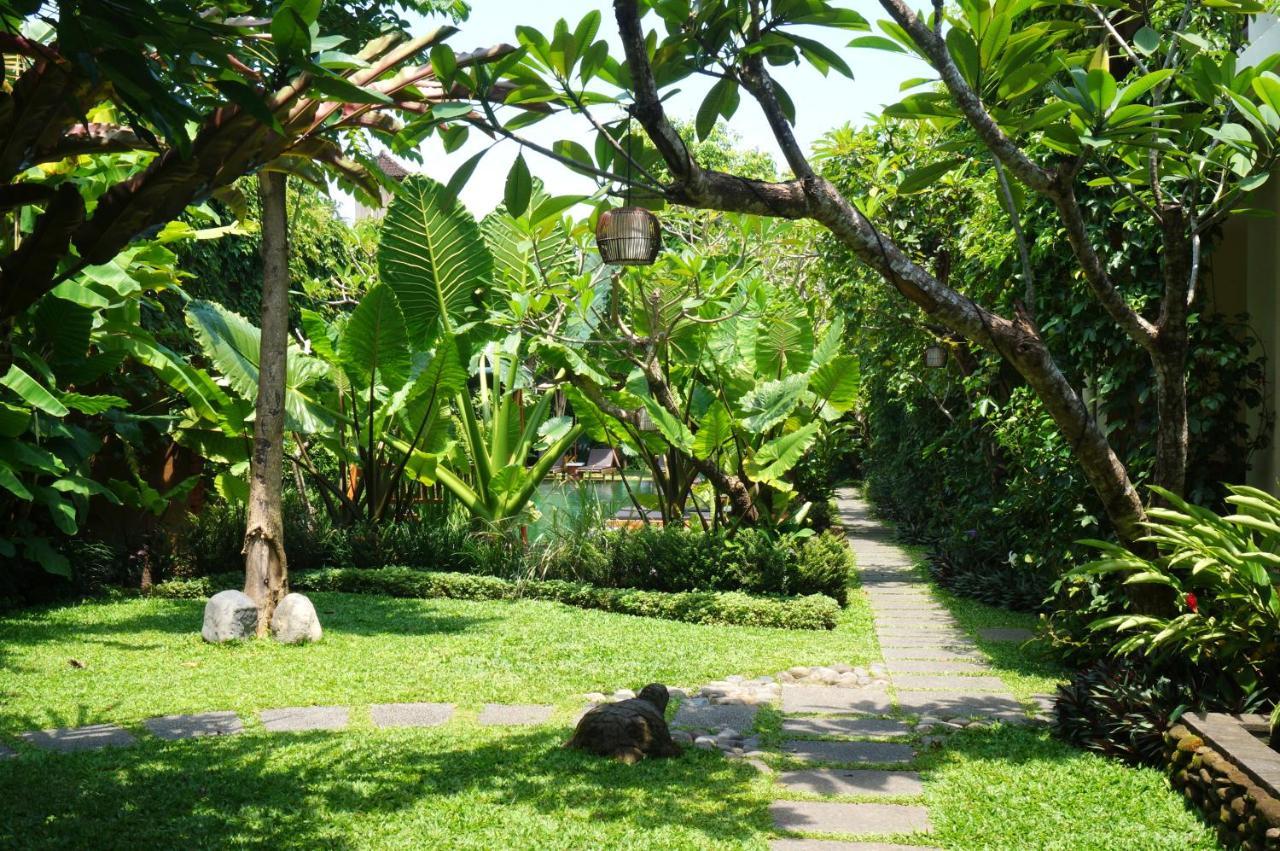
[816,117,1264,611]
[154,566,841,630]
[1066,484,1280,711]
[1052,658,1187,767]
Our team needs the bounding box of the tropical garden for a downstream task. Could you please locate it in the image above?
[1,0,1279,848]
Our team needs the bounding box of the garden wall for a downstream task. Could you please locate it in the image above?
[1166,713,1280,850]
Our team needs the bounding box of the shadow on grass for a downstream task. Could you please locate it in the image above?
[0,726,768,849]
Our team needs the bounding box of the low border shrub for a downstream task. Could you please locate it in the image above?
[151,567,841,631]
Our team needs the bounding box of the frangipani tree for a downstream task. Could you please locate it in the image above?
[470,0,1280,576]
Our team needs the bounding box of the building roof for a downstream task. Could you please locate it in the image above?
[375,152,412,181]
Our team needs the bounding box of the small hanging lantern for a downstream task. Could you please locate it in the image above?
[924,343,948,369]
[595,106,662,266]
[596,206,661,266]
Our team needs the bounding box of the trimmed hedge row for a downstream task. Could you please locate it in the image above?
[152,567,841,631]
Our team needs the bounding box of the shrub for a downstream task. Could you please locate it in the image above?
[151,567,841,630]
[1053,658,1187,767]
[535,526,852,603]
[1064,484,1280,712]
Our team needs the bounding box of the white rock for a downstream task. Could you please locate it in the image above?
[671,731,694,746]
[613,689,636,700]
[833,663,852,674]
[201,590,259,643]
[270,593,322,644]
[853,667,869,678]
[584,692,608,703]
[668,687,689,699]
[718,728,739,739]
[693,736,716,750]
[754,675,775,684]
[788,666,811,678]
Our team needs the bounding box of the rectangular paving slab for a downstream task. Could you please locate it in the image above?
[781,717,910,738]
[260,706,349,732]
[781,768,924,797]
[477,704,554,726]
[894,691,1024,718]
[770,800,931,835]
[672,701,758,732]
[144,711,243,740]
[771,840,941,850]
[875,617,960,629]
[782,740,915,765]
[781,686,893,715]
[886,659,992,674]
[890,674,1010,692]
[370,702,454,728]
[20,723,136,752]
[880,647,986,663]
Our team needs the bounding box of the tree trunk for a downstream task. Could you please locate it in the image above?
[243,171,290,633]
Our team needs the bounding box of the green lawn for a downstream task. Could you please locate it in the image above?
[0,591,876,733]
[0,588,1219,850]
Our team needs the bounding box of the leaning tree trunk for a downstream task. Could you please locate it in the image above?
[243,171,290,633]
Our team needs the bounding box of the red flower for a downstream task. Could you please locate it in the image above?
[1186,592,1198,613]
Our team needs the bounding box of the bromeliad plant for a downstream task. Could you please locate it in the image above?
[1068,484,1280,711]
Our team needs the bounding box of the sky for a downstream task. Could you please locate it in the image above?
[341,0,928,219]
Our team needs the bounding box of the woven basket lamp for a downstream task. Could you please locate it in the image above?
[924,343,948,369]
[595,205,661,266]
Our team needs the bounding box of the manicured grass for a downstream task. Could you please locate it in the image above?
[0,591,876,733]
[0,724,776,850]
[921,725,1219,850]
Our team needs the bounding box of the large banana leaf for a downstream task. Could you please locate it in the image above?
[378,175,493,344]
[186,299,333,433]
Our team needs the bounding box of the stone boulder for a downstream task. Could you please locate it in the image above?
[271,593,322,644]
[202,590,259,642]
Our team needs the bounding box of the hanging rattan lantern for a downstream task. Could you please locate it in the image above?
[924,343,948,369]
[595,205,661,266]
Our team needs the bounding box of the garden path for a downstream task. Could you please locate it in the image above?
[765,489,1046,849]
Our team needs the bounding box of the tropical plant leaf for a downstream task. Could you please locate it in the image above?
[692,400,733,460]
[378,175,494,345]
[740,373,808,433]
[186,300,331,432]
[0,365,67,416]
[747,421,821,485]
[809,355,861,413]
[339,284,411,392]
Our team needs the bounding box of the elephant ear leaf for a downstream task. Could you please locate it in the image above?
[809,354,860,414]
[378,174,494,346]
[185,300,331,432]
[339,284,411,392]
[747,421,821,486]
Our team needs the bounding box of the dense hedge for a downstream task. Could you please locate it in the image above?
[171,504,854,605]
[153,567,841,630]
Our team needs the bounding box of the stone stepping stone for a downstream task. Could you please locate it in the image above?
[20,723,136,752]
[781,686,893,715]
[978,627,1035,642]
[672,701,758,732]
[782,740,915,765]
[876,629,968,642]
[771,840,941,850]
[887,659,992,674]
[144,711,243,740]
[770,800,931,835]
[894,691,1023,718]
[891,674,1009,692]
[477,703,554,726]
[880,647,985,663]
[781,717,910,738]
[781,768,924,797]
[876,619,960,631]
[370,702,454,728]
[260,706,349,732]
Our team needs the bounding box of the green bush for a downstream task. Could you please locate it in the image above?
[535,526,852,603]
[151,567,841,630]
[1064,484,1280,712]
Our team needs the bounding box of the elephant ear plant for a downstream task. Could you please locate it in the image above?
[1068,484,1280,721]
[377,174,582,529]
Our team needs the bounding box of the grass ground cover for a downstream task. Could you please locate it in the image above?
[0,590,876,733]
